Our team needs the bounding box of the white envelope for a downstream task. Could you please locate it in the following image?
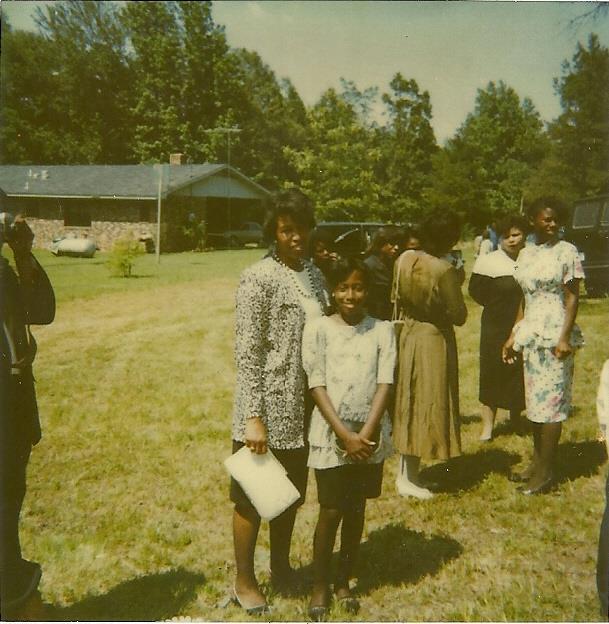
[224,446,301,521]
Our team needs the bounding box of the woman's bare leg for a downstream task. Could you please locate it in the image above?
[479,404,496,441]
[233,504,266,606]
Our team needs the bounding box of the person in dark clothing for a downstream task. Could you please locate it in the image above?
[468,215,528,441]
[363,227,400,320]
[0,208,55,620]
[597,359,609,620]
[308,227,338,279]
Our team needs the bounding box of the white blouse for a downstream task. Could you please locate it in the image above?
[302,315,396,469]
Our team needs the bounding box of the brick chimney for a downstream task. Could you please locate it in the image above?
[169,153,184,165]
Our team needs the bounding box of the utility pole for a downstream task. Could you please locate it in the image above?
[155,163,165,264]
[205,127,242,232]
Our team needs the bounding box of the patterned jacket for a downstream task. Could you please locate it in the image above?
[232,256,328,449]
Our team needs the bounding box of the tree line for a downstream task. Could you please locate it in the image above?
[1,1,608,227]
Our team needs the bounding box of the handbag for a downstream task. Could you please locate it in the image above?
[224,446,300,521]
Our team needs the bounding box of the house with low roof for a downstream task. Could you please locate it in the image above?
[0,163,271,251]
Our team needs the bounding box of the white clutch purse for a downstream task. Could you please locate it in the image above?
[224,446,301,521]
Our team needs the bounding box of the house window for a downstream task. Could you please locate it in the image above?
[63,207,92,227]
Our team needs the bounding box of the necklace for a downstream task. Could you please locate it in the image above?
[272,252,316,300]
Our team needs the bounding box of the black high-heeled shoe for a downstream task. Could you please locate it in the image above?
[518,477,554,495]
[308,587,331,622]
[231,586,270,616]
[308,604,329,622]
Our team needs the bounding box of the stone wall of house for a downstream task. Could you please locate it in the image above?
[27,218,157,252]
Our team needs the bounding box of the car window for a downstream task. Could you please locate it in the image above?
[601,201,609,226]
[572,201,600,228]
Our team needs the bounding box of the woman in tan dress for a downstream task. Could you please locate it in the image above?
[392,210,467,499]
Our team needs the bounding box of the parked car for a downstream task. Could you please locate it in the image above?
[210,221,264,248]
[564,194,609,297]
[49,236,97,258]
[314,221,386,256]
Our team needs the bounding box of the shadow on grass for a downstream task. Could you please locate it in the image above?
[48,568,205,621]
[356,522,462,592]
[491,417,528,439]
[557,439,607,482]
[419,448,521,493]
[460,413,481,425]
[109,274,155,280]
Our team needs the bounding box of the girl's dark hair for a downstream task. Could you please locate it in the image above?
[263,188,316,243]
[308,226,336,256]
[420,209,461,254]
[497,214,529,237]
[526,196,567,224]
[327,256,370,292]
[365,226,401,256]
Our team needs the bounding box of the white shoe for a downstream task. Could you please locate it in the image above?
[396,480,434,500]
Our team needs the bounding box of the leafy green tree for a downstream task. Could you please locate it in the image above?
[122,1,184,163]
[0,23,61,163]
[177,1,239,162]
[1,2,133,164]
[228,50,307,188]
[539,34,608,200]
[429,81,547,225]
[380,73,437,213]
[33,0,134,163]
[285,85,383,220]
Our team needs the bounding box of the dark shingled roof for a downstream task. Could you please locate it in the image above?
[0,164,270,199]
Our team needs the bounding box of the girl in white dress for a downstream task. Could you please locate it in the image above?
[302,257,396,619]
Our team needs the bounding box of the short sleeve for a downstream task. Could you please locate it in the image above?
[598,360,609,428]
[302,318,327,389]
[376,321,396,384]
[562,243,585,284]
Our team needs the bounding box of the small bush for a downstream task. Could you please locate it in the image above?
[107,236,145,277]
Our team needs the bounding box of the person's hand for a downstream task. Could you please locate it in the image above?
[8,215,34,259]
[341,431,375,462]
[502,335,518,364]
[553,339,572,360]
[245,416,267,454]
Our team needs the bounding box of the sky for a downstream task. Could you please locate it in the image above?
[3,0,608,144]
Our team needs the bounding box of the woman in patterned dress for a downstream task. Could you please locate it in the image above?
[469,215,528,441]
[503,197,584,495]
[230,189,328,613]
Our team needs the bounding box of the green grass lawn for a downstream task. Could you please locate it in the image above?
[19,247,609,621]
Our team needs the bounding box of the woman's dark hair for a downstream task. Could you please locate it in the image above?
[400,224,422,249]
[327,256,370,292]
[420,209,461,254]
[365,226,401,256]
[308,226,336,256]
[526,196,567,224]
[497,214,529,237]
[263,188,316,243]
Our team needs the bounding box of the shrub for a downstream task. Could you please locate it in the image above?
[107,236,144,277]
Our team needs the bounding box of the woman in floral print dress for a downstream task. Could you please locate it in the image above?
[230,189,328,613]
[503,197,584,495]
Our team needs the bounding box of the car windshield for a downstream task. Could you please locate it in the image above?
[572,200,600,228]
